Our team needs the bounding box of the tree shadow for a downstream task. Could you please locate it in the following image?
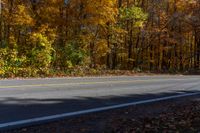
[0,89,199,127]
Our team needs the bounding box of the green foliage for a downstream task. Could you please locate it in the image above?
[28,33,54,74]
[119,6,148,27]
[52,41,86,70]
[0,48,26,77]
[65,42,86,67]
[0,48,7,76]
[0,32,55,77]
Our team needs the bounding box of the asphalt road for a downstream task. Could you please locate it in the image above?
[0,76,200,129]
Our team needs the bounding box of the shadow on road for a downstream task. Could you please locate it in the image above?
[0,90,199,125]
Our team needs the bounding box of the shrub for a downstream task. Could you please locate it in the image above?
[28,33,54,75]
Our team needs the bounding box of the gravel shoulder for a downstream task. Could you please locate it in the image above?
[0,72,184,81]
[2,95,200,133]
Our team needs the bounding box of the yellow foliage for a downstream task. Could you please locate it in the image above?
[81,0,118,26]
[95,39,109,56]
[12,5,34,26]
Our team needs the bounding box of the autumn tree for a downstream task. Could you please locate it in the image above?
[1,0,200,77]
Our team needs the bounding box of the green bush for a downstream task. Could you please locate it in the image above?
[28,33,54,75]
[65,42,85,66]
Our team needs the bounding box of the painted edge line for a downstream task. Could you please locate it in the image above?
[0,92,199,130]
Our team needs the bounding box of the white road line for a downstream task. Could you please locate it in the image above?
[0,92,199,130]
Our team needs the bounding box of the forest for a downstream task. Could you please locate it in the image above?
[0,0,200,77]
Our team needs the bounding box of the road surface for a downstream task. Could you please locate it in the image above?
[0,76,200,130]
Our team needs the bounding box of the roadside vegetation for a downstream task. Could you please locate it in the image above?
[0,0,200,78]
